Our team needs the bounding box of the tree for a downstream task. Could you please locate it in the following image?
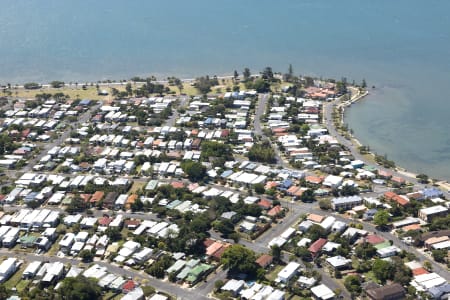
[270,245,282,262]
[50,80,65,88]
[372,259,393,283]
[253,78,270,93]
[416,173,429,184]
[295,246,312,261]
[340,184,359,196]
[131,197,144,212]
[307,224,327,241]
[221,245,257,275]
[243,68,251,81]
[354,242,377,260]
[344,275,362,294]
[233,70,239,80]
[432,249,447,263]
[79,249,94,262]
[125,82,133,96]
[59,276,101,300]
[361,79,367,88]
[261,67,274,81]
[300,189,315,203]
[248,141,276,163]
[373,210,390,228]
[105,227,122,242]
[181,160,206,181]
[213,219,235,237]
[215,280,224,292]
[253,183,265,194]
[24,82,41,89]
[318,199,331,210]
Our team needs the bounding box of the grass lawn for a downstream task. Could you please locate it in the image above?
[102,291,122,300]
[47,235,64,256]
[265,265,284,282]
[4,264,26,290]
[16,279,30,293]
[129,181,145,194]
[0,86,114,101]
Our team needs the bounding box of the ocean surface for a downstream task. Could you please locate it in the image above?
[0,0,449,180]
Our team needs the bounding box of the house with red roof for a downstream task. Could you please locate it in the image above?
[267,205,283,217]
[256,254,273,268]
[365,234,385,245]
[171,181,185,189]
[90,191,105,204]
[308,238,327,257]
[122,280,136,293]
[258,199,272,210]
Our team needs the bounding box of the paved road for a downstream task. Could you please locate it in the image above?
[164,96,189,128]
[254,93,289,168]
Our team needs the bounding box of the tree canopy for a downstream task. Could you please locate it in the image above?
[181,160,206,182]
[59,276,102,300]
[248,141,276,163]
[221,244,257,275]
[373,210,390,228]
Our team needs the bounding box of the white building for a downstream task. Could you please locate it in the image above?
[276,262,300,283]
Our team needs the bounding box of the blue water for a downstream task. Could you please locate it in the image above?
[0,0,449,180]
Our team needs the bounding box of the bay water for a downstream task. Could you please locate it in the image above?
[0,0,449,180]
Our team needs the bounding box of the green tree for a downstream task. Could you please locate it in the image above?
[416,173,429,184]
[181,160,207,181]
[243,68,251,81]
[253,183,265,194]
[221,245,257,275]
[307,224,327,241]
[270,245,282,262]
[373,210,390,228]
[59,276,101,300]
[354,242,377,260]
[79,249,94,263]
[432,249,447,263]
[300,189,315,203]
[125,82,133,96]
[318,199,331,210]
[372,259,394,283]
[50,80,65,88]
[105,227,122,242]
[344,275,362,294]
[248,141,276,163]
[213,219,235,237]
[253,78,270,93]
[24,82,41,89]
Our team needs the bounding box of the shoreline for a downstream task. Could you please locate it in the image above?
[340,89,450,189]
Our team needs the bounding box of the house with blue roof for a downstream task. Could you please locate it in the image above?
[422,188,444,199]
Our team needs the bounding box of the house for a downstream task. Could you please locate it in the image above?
[365,283,406,300]
[276,262,300,283]
[221,279,245,297]
[326,256,351,270]
[0,258,18,282]
[310,284,335,300]
[59,233,75,253]
[297,276,317,288]
[418,205,448,222]
[256,254,273,269]
[377,245,400,258]
[331,196,362,211]
[22,261,42,279]
[308,238,327,257]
